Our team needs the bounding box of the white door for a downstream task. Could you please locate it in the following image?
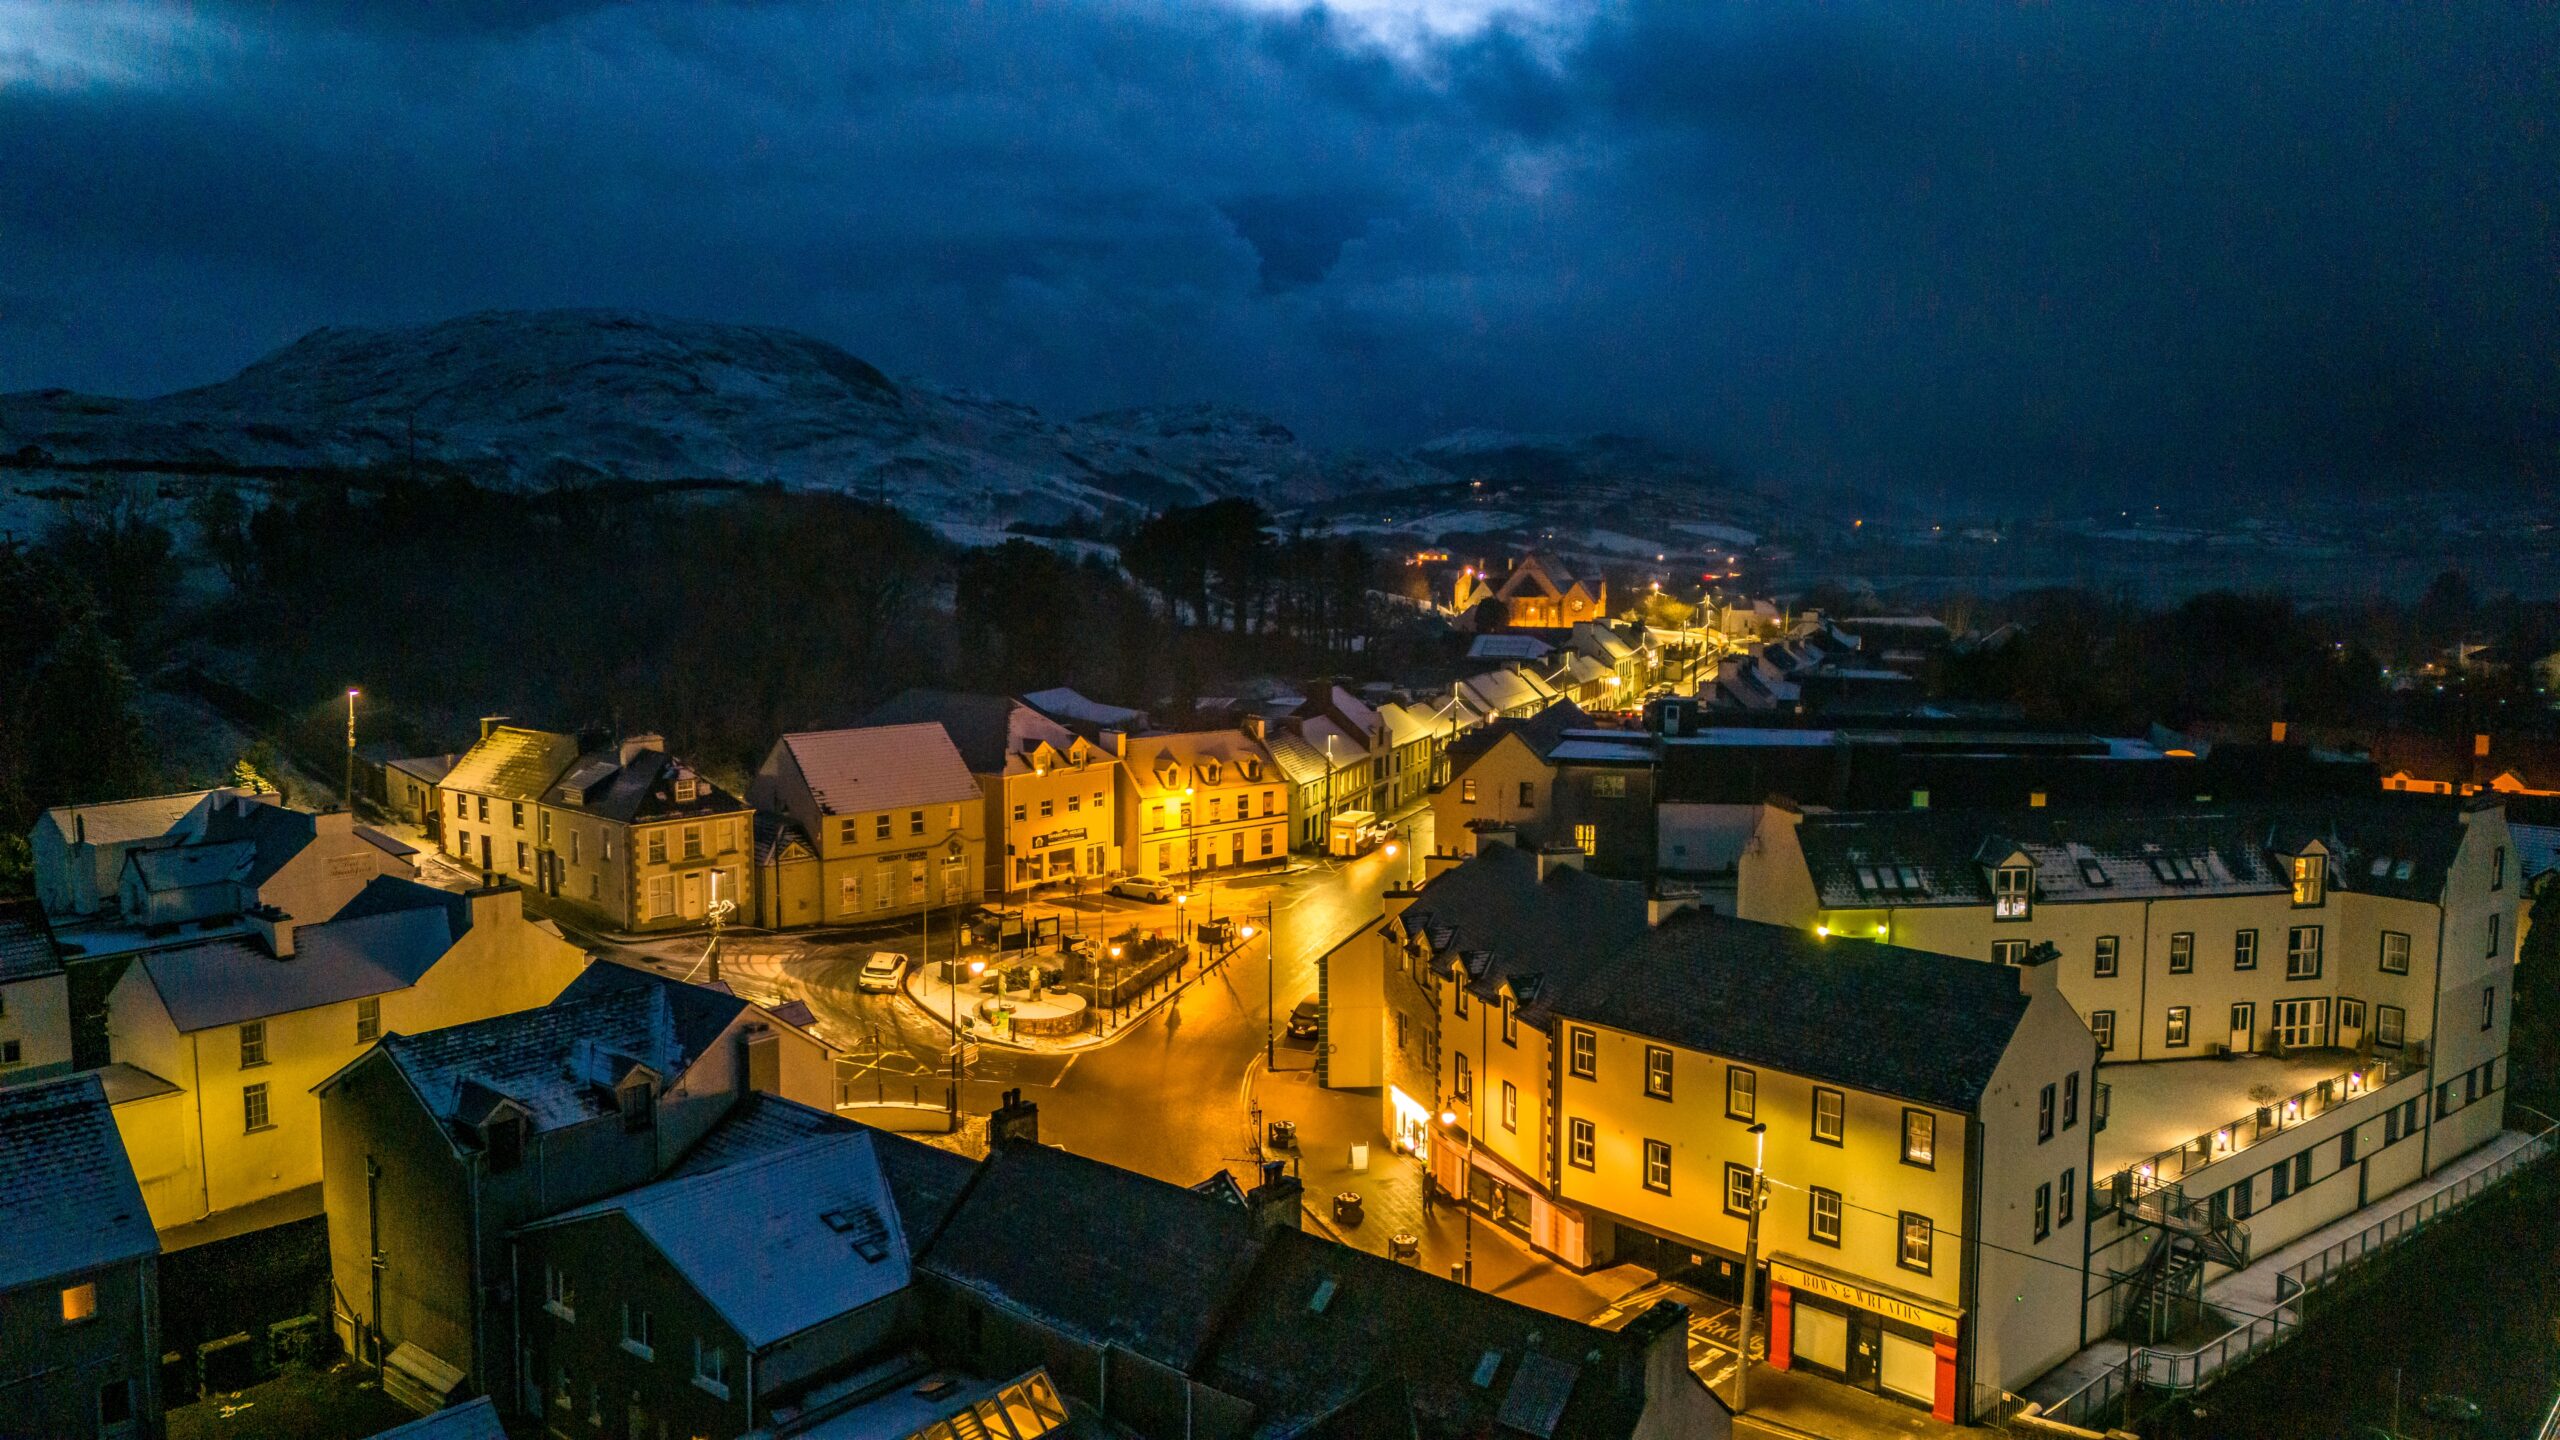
[680,870,705,919]
[2336,998,2366,1050]
[2228,1002,2256,1054]
[2273,999,2329,1050]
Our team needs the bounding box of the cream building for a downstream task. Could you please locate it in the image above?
[747,723,986,929]
[0,902,71,1085]
[863,690,1123,894]
[1111,725,1288,883]
[1335,842,2097,1423]
[1428,701,1590,862]
[101,877,589,1234]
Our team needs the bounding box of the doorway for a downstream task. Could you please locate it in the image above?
[2228,1002,2256,1054]
[2273,998,2329,1050]
[1847,1313,1883,1389]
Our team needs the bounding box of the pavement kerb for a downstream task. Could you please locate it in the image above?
[899,939,1257,1055]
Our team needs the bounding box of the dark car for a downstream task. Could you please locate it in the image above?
[1287,996,1321,1040]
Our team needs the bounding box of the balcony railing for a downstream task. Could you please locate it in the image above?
[2111,1053,2419,1199]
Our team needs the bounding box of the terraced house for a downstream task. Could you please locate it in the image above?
[1113,726,1288,883]
[863,690,1122,895]
[1336,842,2097,1424]
[440,724,752,933]
[747,723,986,929]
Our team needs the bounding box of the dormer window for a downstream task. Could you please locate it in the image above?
[673,776,700,803]
[2148,854,2202,884]
[2290,853,2326,908]
[1993,863,2032,921]
[618,1078,655,1133]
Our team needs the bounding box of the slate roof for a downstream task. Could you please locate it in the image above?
[1794,796,2475,911]
[553,747,748,824]
[866,689,1084,779]
[128,838,258,893]
[1021,686,1148,732]
[195,794,320,887]
[383,753,460,788]
[1198,1227,1651,1440]
[0,900,64,983]
[778,723,982,816]
[1378,700,1452,750]
[0,1073,157,1290]
[1263,730,1331,787]
[533,1131,912,1349]
[1549,734,1655,765]
[1556,909,2032,1113]
[920,1140,1265,1372]
[1121,729,1277,798]
[442,726,582,803]
[372,962,744,1143]
[354,825,418,859]
[1444,701,1593,770]
[363,1397,507,1440]
[753,810,814,866]
[1397,844,1650,1026]
[137,879,465,1031]
[1458,667,1555,716]
[40,788,224,846]
[1468,633,1553,661]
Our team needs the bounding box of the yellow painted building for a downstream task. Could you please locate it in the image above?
[747,723,986,929]
[862,690,1123,895]
[102,878,589,1234]
[1111,726,1288,883]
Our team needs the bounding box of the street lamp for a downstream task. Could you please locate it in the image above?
[1736,1121,1769,1414]
[1437,1102,1476,1288]
[949,958,985,1113]
[343,688,360,815]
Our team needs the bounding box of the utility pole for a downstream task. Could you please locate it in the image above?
[1736,1122,1768,1414]
[344,688,360,815]
[1256,900,1275,1069]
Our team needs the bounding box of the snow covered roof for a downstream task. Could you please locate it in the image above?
[1468,633,1552,661]
[0,900,63,984]
[136,880,465,1032]
[444,726,583,803]
[0,1073,157,1290]
[779,723,982,816]
[362,1398,507,1440]
[1022,686,1147,731]
[530,1131,911,1349]
[39,789,230,847]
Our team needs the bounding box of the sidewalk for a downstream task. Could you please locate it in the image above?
[903,936,1257,1054]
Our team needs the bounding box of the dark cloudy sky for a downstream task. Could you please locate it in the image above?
[3,1,2554,498]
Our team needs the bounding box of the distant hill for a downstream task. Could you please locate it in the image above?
[0,308,1450,539]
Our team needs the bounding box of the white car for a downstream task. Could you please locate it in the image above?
[856,951,910,993]
[1110,876,1179,903]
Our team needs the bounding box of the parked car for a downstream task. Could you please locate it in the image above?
[1287,996,1321,1039]
[857,951,910,993]
[1111,876,1179,903]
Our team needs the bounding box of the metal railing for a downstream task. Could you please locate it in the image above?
[2049,1128,2557,1428]
[2535,1385,2560,1440]
[2117,1053,2419,1193]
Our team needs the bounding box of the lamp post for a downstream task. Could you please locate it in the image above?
[1735,1121,1769,1414]
[948,958,984,1113]
[1436,978,1490,1288]
[343,687,360,814]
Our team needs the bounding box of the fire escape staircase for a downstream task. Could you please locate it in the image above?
[2117,1180,2252,1345]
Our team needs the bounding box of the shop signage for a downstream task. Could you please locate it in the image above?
[1770,1260,1959,1335]
[1032,828,1086,849]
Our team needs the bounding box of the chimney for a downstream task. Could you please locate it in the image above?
[247,904,296,957]
[1534,842,1585,880]
[464,882,523,937]
[1239,714,1269,741]
[480,715,510,741]
[2016,940,2063,998]
[619,732,665,766]
[1646,892,1695,927]
[1466,821,1515,859]
[738,1023,780,1096]
[991,1088,1040,1149]
[1617,1300,1691,1402]
[1101,729,1129,758]
[1244,1159,1303,1235]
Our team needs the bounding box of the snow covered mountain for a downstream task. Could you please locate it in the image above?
[0,309,1438,538]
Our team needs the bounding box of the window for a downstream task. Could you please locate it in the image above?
[619,1078,655,1132]
[1642,1139,1672,1194]
[515,840,530,873]
[2338,998,2364,1032]
[2381,931,2410,975]
[839,818,858,845]
[2483,985,2498,1032]
[239,1020,267,1068]
[2059,1168,2077,1225]
[1724,1162,1756,1217]
[2234,929,2259,971]
[1462,778,1478,804]
[2340,1127,2357,1166]
[2034,1183,2052,1241]
[1993,863,2032,920]
[1569,1027,1596,1079]
[2231,1177,2254,1220]
[1643,1046,1673,1099]
[621,1304,655,1359]
[98,1379,132,1428]
[569,829,581,864]
[1454,1052,1472,1103]
[646,875,675,919]
[1573,823,1596,856]
[2492,845,2506,890]
[2064,1073,2080,1129]
[476,795,488,822]
[1810,1187,1843,1246]
[2168,932,2194,974]
[648,830,668,864]
[874,813,892,841]
[693,1339,730,1399]
[1898,1213,1934,1274]
[1813,1086,1845,1145]
[2166,1006,2191,1048]
[2376,1004,2406,1047]
[2038,1084,2055,1142]
[682,824,703,859]
[1501,1080,1517,1131]
[1039,797,1054,818]
[0,1039,17,1067]
[1518,780,1537,808]
[61,1282,97,1323]
[2283,851,2324,906]
[1725,1066,1756,1122]
[511,801,525,829]
[2094,936,2119,977]
[1992,939,2028,966]
[355,997,380,1044]
[455,792,468,818]
[2091,1010,2116,1052]
[1500,996,1516,1045]
[910,809,926,836]
[2488,913,2503,959]
[1453,984,1468,1020]
[1593,773,1627,799]
[485,1113,524,1173]
[1901,1109,1935,1168]
[242,1082,271,1132]
[1568,1118,1596,1169]
[2287,926,2324,979]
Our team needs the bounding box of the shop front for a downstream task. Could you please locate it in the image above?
[1766,1256,1961,1423]
[1424,1119,1602,1268]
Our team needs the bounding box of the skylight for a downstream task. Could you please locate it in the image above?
[1308,1278,1336,1314]
[1473,1350,1504,1388]
[2079,859,2110,886]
